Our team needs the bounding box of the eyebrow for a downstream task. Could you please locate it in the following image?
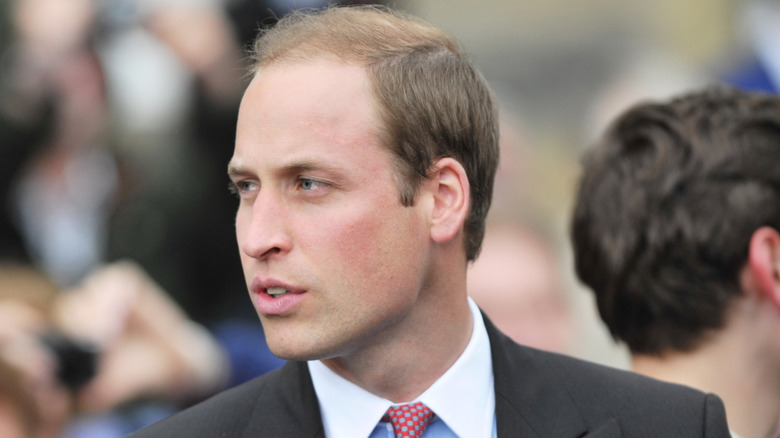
[227,161,337,179]
[227,163,250,179]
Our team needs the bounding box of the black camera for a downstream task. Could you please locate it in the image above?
[39,331,99,392]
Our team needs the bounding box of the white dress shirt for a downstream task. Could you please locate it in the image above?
[309,297,496,438]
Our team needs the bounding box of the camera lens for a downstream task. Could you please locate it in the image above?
[39,331,99,391]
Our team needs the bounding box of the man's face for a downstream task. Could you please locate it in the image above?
[230,59,433,361]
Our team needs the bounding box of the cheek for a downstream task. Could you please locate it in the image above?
[326,211,425,287]
[311,208,413,271]
[310,215,385,268]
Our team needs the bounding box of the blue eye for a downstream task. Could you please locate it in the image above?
[299,178,323,191]
[228,180,258,196]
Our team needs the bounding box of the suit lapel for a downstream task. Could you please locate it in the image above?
[242,361,325,438]
[485,315,621,438]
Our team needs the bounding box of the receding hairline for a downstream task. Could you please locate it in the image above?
[248,5,462,73]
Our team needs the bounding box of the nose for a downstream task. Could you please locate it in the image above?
[237,191,292,260]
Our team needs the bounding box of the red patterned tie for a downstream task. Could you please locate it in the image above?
[382,402,435,438]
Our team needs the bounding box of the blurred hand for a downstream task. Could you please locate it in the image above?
[54,261,229,412]
[145,4,245,104]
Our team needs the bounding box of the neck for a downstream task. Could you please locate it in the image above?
[631,299,780,438]
[322,260,473,403]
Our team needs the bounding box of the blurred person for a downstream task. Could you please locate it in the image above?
[571,85,780,438]
[56,260,231,438]
[92,0,249,323]
[0,260,230,437]
[132,6,730,437]
[467,222,574,354]
[0,262,87,438]
[53,261,229,414]
[0,0,120,285]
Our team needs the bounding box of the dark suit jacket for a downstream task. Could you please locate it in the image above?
[130,317,730,437]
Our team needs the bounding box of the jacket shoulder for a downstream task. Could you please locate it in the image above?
[543,349,730,436]
[127,371,277,437]
[127,361,322,438]
[487,317,731,437]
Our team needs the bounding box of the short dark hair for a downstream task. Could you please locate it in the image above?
[250,6,500,261]
[571,85,780,355]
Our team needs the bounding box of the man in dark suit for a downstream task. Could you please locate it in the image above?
[131,6,731,437]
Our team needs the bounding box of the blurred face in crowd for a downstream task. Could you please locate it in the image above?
[230,59,433,361]
[467,226,573,354]
[14,0,95,55]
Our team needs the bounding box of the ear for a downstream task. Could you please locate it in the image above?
[745,226,780,310]
[427,157,470,245]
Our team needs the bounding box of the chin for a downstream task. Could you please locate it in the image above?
[262,322,351,362]
[267,339,332,362]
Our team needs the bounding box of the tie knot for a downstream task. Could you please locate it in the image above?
[382,402,435,437]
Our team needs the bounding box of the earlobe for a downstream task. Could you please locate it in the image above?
[428,158,469,244]
[746,226,780,310]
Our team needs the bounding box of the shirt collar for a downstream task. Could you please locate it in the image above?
[309,297,495,438]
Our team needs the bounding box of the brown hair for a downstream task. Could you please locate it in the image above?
[250,6,499,261]
[571,85,780,354]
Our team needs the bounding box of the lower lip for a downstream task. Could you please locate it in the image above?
[253,290,307,315]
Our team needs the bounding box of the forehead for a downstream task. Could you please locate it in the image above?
[232,59,389,171]
[243,59,378,127]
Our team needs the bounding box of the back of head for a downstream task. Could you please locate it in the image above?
[571,85,780,355]
[250,6,500,261]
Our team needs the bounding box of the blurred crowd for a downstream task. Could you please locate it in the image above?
[0,0,385,436]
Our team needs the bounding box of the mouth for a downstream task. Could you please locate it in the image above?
[266,287,291,298]
[252,282,306,315]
